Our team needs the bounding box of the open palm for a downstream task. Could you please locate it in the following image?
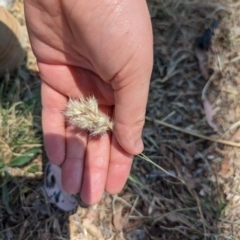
[24,0,153,204]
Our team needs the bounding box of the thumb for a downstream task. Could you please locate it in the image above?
[112,60,153,155]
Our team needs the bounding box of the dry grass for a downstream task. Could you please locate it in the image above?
[64,96,114,136]
[1,0,240,239]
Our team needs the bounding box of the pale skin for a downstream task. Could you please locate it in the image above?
[24,0,153,205]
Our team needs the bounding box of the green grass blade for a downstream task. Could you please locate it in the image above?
[9,148,40,167]
[128,174,143,187]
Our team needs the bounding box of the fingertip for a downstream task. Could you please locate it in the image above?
[116,137,144,156]
[80,167,106,204]
[134,138,144,154]
[114,122,144,155]
[105,136,133,193]
[80,132,111,205]
[80,192,102,206]
[62,159,83,194]
[105,183,125,195]
[113,96,146,155]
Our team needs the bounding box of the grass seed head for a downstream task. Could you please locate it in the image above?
[64,96,113,136]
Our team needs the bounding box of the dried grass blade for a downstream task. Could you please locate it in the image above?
[146,117,240,148]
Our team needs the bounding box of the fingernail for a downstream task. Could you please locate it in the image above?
[135,139,144,154]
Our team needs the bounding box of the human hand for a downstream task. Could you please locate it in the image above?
[24,0,153,205]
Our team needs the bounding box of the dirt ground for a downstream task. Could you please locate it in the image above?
[2,0,240,239]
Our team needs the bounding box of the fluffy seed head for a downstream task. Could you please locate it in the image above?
[64,96,113,136]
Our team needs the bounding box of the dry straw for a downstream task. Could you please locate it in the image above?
[64,96,113,135]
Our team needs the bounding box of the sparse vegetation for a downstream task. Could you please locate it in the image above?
[1,0,240,239]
